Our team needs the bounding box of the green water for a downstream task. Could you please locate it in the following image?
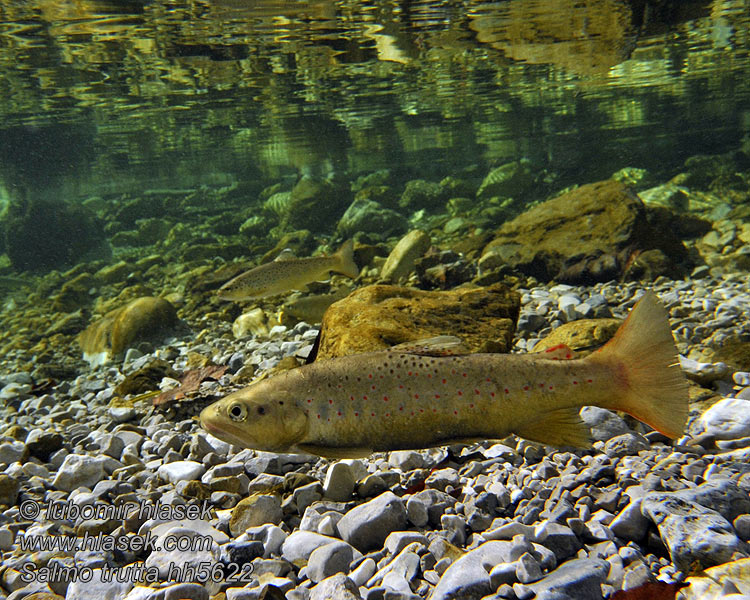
[2,1,748,193]
[0,0,749,275]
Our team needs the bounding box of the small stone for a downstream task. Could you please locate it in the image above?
[109,406,136,423]
[309,573,362,600]
[384,532,428,556]
[528,558,609,599]
[52,454,108,492]
[609,498,649,542]
[293,482,324,514]
[580,407,632,441]
[65,568,134,600]
[157,461,205,484]
[307,541,355,583]
[282,531,346,566]
[323,462,356,502]
[0,440,28,464]
[388,451,425,471]
[163,583,210,600]
[515,552,543,584]
[489,562,518,588]
[430,541,513,600]
[0,526,15,551]
[602,433,650,458]
[533,522,582,562]
[337,491,408,552]
[230,495,283,535]
[696,398,750,440]
[642,490,749,571]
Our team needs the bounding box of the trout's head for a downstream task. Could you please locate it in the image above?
[200,381,307,452]
[216,279,252,301]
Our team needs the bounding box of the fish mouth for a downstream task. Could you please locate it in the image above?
[200,408,253,448]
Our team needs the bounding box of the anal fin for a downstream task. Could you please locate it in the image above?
[515,408,592,448]
[296,444,373,459]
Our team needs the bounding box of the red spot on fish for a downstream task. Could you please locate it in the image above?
[419,408,424,413]
[354,412,359,417]
[573,380,578,385]
[385,412,390,417]
[549,385,554,390]
[523,385,529,391]
[454,410,458,415]
[399,384,404,389]
[410,411,414,416]
[383,396,389,402]
[433,408,437,412]
[475,389,480,395]
[350,395,354,400]
[490,392,495,397]
[368,374,373,379]
[539,383,544,388]
[587,378,593,383]
[486,378,491,382]
[458,390,463,396]
[371,412,375,417]
[414,393,419,399]
[462,373,467,377]
[337,411,342,416]
[371,385,376,390]
[566,353,572,359]
[399,406,404,411]
[363,395,368,400]
[469,403,474,408]
[328,399,333,404]
[408,371,413,376]
[317,415,321,419]
[442,379,447,384]
[505,388,509,394]
[307,399,312,403]
[427,374,431,378]
[435,394,440,399]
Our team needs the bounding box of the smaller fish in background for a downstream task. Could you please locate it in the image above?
[278,288,351,326]
[218,240,358,301]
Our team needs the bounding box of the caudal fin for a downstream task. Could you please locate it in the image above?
[587,291,688,439]
[334,239,359,279]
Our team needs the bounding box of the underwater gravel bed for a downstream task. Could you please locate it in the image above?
[0,276,749,600]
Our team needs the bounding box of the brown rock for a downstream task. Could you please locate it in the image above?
[533,318,622,356]
[78,296,181,365]
[481,180,690,284]
[317,284,520,359]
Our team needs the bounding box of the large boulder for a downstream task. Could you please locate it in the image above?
[4,194,110,272]
[78,296,182,366]
[280,176,350,233]
[480,179,691,284]
[317,283,520,359]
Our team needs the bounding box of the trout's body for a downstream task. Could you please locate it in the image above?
[201,292,688,456]
[218,240,358,301]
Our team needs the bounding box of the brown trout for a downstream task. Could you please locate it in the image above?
[201,291,688,457]
[217,240,358,301]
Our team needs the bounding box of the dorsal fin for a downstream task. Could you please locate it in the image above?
[275,248,296,261]
[538,343,576,360]
[388,336,471,356]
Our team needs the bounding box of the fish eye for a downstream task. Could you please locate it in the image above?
[228,403,248,422]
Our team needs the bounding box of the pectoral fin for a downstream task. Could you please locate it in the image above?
[515,408,592,448]
[296,444,373,459]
